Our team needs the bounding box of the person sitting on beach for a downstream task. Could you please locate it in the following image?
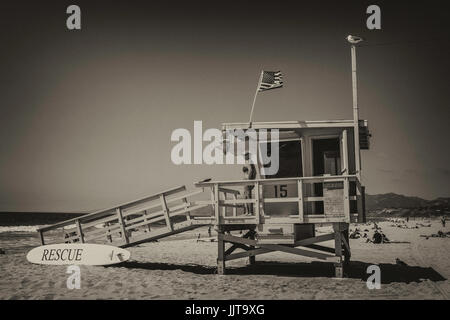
[372,230,383,244]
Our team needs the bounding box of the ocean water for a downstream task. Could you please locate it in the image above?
[0,212,84,233]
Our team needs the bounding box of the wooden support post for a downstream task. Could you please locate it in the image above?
[182,197,191,222]
[297,179,304,223]
[116,208,129,244]
[248,230,256,265]
[342,226,351,270]
[38,230,45,245]
[76,219,85,243]
[143,210,151,232]
[106,222,112,242]
[214,185,220,225]
[361,186,366,223]
[160,194,173,231]
[343,177,350,221]
[232,193,237,217]
[217,229,226,275]
[333,223,343,278]
[255,181,260,224]
[222,192,227,217]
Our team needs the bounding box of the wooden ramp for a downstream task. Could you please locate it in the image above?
[37,186,215,248]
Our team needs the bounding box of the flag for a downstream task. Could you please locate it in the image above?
[258,71,283,92]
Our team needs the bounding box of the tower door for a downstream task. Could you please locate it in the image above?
[312,137,341,214]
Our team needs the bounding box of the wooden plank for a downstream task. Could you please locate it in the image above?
[306,244,336,254]
[75,220,85,243]
[165,188,204,203]
[82,214,118,229]
[224,243,250,255]
[297,180,304,223]
[217,231,225,275]
[125,200,194,227]
[218,187,240,195]
[118,221,205,248]
[85,227,122,241]
[195,175,357,188]
[263,197,299,203]
[343,177,350,221]
[221,188,226,218]
[38,231,45,245]
[223,229,254,254]
[305,196,324,202]
[220,199,256,204]
[83,222,120,237]
[121,191,195,217]
[214,185,220,225]
[255,181,260,224]
[303,216,347,224]
[222,234,257,246]
[116,208,129,244]
[341,234,351,255]
[258,243,334,260]
[361,185,366,223]
[225,248,271,261]
[159,194,173,231]
[333,223,343,263]
[249,231,256,265]
[126,203,210,231]
[105,222,113,242]
[182,197,191,221]
[341,129,348,174]
[221,120,359,131]
[293,233,335,246]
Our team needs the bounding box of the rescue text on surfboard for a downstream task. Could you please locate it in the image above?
[41,248,83,262]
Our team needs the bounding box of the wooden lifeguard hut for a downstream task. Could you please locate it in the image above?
[194,118,370,277]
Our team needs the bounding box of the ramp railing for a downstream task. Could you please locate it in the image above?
[37,185,214,246]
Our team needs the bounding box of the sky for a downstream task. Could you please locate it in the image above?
[0,0,449,212]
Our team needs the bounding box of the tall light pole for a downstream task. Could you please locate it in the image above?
[347,35,364,181]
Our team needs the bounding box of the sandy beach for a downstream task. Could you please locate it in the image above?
[0,220,449,300]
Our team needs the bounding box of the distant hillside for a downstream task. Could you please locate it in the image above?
[366,193,450,217]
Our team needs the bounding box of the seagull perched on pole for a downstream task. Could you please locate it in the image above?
[346,35,364,44]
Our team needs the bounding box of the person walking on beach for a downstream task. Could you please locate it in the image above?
[243,153,256,215]
[442,216,446,228]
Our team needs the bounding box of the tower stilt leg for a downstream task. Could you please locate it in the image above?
[248,230,256,265]
[217,230,225,275]
[333,223,344,278]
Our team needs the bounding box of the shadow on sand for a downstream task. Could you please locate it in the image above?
[108,260,446,284]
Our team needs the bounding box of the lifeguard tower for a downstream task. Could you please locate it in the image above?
[37,118,370,277]
[36,36,370,277]
[195,119,370,276]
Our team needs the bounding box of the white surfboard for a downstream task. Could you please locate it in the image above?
[26,243,131,266]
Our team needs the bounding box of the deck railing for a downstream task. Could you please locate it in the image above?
[195,175,365,225]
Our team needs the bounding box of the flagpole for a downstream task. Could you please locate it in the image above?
[248,71,263,127]
[351,44,361,182]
